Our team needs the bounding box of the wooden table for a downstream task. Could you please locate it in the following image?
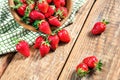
[0,0,120,80]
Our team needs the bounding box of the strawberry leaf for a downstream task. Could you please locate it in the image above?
[96,60,103,71]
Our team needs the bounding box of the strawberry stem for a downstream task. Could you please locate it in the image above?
[95,60,103,71]
[52,27,63,35]
[77,69,88,77]
[33,20,44,29]
[11,3,23,9]
[102,19,109,25]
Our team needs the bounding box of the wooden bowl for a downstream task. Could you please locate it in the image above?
[8,0,72,32]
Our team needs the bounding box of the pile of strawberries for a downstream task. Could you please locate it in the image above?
[76,56,102,77]
[12,0,71,57]
[12,0,68,34]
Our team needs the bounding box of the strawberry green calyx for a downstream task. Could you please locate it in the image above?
[55,9,63,18]
[14,0,22,4]
[42,40,50,47]
[102,19,109,25]
[95,60,103,71]
[39,0,43,3]
[33,20,44,29]
[77,69,88,77]
[22,6,31,24]
[11,3,23,9]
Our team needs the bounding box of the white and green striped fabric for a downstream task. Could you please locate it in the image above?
[0,0,86,55]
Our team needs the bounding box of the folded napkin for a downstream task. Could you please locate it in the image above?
[0,0,86,55]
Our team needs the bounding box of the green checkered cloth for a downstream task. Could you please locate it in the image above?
[0,0,86,55]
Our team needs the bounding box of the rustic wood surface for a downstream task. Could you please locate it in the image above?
[0,0,120,80]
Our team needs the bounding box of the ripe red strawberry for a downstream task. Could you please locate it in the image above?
[91,19,109,35]
[48,34,59,50]
[48,16,61,27]
[76,63,89,77]
[37,0,49,14]
[34,36,44,49]
[60,0,65,6]
[47,0,52,3]
[39,41,50,57]
[29,10,45,20]
[56,7,68,19]
[16,40,30,57]
[33,20,52,35]
[17,4,27,16]
[83,56,102,71]
[45,6,55,18]
[53,0,61,8]
[58,29,70,43]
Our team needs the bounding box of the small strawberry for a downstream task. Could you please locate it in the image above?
[53,0,61,8]
[48,34,59,50]
[58,29,70,43]
[33,20,52,35]
[45,6,55,18]
[76,63,89,77]
[91,19,109,35]
[47,0,52,3]
[29,10,45,20]
[37,0,49,14]
[16,4,27,16]
[34,36,44,49]
[39,41,50,57]
[83,56,102,71]
[60,0,65,6]
[16,40,30,57]
[48,16,61,27]
[56,7,68,19]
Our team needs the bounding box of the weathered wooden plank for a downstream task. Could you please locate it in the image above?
[0,53,15,78]
[0,0,95,80]
[59,0,120,80]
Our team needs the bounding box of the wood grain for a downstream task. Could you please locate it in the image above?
[59,0,120,80]
[0,53,15,78]
[0,0,95,80]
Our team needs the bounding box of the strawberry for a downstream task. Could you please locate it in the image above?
[48,34,59,50]
[48,16,61,27]
[56,7,68,19]
[47,0,52,3]
[34,36,44,48]
[58,29,70,43]
[29,10,45,20]
[16,40,30,57]
[83,56,102,71]
[16,4,27,16]
[37,0,49,14]
[60,0,65,6]
[45,6,55,18]
[76,63,89,77]
[91,19,109,35]
[53,0,61,8]
[33,20,52,35]
[39,41,50,57]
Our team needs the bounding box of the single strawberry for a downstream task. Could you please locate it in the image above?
[91,19,109,35]
[37,0,49,14]
[29,10,45,20]
[48,16,61,27]
[76,63,89,77]
[45,6,55,18]
[47,0,52,3]
[60,0,65,6]
[55,7,68,19]
[53,0,61,8]
[39,41,50,57]
[48,34,59,50]
[16,40,30,57]
[34,36,44,49]
[58,29,70,43]
[16,4,27,16]
[33,20,52,35]
[83,56,102,71]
